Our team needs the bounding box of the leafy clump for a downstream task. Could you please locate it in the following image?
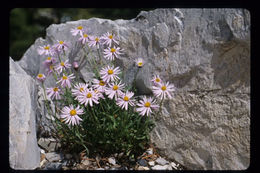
[36,25,175,160]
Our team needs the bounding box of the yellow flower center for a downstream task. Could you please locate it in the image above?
[113,85,119,90]
[161,85,167,91]
[94,89,99,93]
[87,93,92,98]
[83,34,88,38]
[138,62,143,67]
[70,109,77,116]
[144,102,151,107]
[62,76,68,80]
[123,96,129,101]
[77,26,83,30]
[53,87,59,92]
[155,78,160,82]
[108,69,114,75]
[99,80,105,86]
[47,57,52,60]
[44,46,50,50]
[59,41,64,44]
[79,88,84,92]
[95,37,99,42]
[50,65,54,70]
[60,62,65,66]
[109,35,113,39]
[111,48,116,53]
[37,74,43,78]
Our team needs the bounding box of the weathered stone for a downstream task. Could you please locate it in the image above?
[155,157,169,166]
[9,57,41,169]
[16,8,250,170]
[108,157,116,165]
[43,162,62,170]
[45,152,63,162]
[151,165,169,170]
[137,159,148,167]
[38,138,60,152]
[148,161,155,166]
[137,166,150,170]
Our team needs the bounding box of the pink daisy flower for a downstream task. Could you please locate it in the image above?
[94,89,105,100]
[92,79,107,93]
[152,81,175,100]
[36,73,46,82]
[55,60,72,74]
[43,56,56,67]
[78,32,90,45]
[103,46,122,61]
[105,81,125,100]
[60,105,84,126]
[70,26,84,36]
[116,90,135,110]
[136,96,159,116]
[54,40,69,52]
[135,58,144,68]
[151,74,162,86]
[99,65,121,83]
[71,83,89,98]
[88,36,101,49]
[100,32,119,47]
[56,74,75,88]
[37,45,54,56]
[45,64,55,76]
[46,86,61,100]
[77,88,99,107]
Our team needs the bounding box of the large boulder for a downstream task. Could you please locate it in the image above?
[9,57,41,169]
[17,8,250,170]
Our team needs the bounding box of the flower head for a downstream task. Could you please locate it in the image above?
[100,65,121,83]
[92,78,107,93]
[101,32,119,47]
[54,40,69,52]
[71,83,89,98]
[70,26,84,36]
[43,56,56,67]
[105,80,125,100]
[37,45,54,56]
[45,64,55,76]
[57,74,75,88]
[46,86,61,100]
[73,61,79,69]
[60,105,84,126]
[77,88,99,107]
[78,32,90,45]
[36,73,46,82]
[151,74,162,86]
[88,36,101,49]
[152,81,175,100]
[136,96,159,116]
[103,46,122,61]
[55,59,72,74]
[135,58,144,68]
[116,90,135,110]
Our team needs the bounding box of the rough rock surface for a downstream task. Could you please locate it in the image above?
[9,58,41,169]
[16,8,250,170]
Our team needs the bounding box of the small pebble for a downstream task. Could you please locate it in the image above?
[146,148,153,155]
[171,162,178,169]
[138,159,148,167]
[82,159,92,166]
[148,161,155,166]
[137,166,150,170]
[155,157,169,165]
[108,157,116,165]
[151,165,169,170]
[96,168,105,170]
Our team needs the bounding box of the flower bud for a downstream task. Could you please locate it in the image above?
[73,61,79,69]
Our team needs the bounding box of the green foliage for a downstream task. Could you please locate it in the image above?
[54,91,155,158]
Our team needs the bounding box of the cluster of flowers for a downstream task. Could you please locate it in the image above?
[36,25,175,127]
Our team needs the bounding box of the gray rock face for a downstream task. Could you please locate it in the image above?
[9,58,41,169]
[16,8,250,170]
